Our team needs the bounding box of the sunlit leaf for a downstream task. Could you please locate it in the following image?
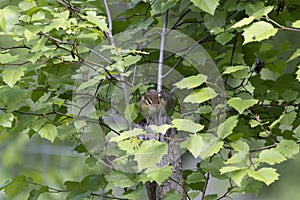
[184,134,204,158]
[296,65,300,82]
[134,140,168,171]
[184,88,217,104]
[173,74,207,89]
[288,49,300,62]
[230,16,255,29]
[3,67,25,88]
[0,113,14,127]
[228,97,258,114]
[275,140,299,158]
[217,115,238,139]
[222,65,248,75]
[183,133,223,159]
[149,124,172,135]
[216,32,234,45]
[231,169,248,187]
[124,103,139,123]
[110,128,145,142]
[292,20,300,28]
[84,11,109,32]
[191,0,220,15]
[220,166,244,174]
[0,53,19,64]
[242,21,278,44]
[247,168,279,186]
[123,55,141,66]
[172,119,204,133]
[39,124,58,143]
[259,149,286,165]
[144,166,173,185]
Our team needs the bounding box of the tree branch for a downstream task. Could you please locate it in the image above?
[264,16,300,32]
[201,172,210,200]
[103,0,129,106]
[157,10,168,92]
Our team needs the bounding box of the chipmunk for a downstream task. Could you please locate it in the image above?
[139,89,174,125]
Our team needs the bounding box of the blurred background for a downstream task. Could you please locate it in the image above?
[1,133,300,200]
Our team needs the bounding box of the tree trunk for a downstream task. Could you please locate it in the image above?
[142,118,186,200]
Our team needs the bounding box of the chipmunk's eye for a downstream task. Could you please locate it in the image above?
[145,98,153,106]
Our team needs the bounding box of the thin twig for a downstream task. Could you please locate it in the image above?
[163,34,210,78]
[157,10,168,92]
[201,172,210,200]
[103,0,129,106]
[264,16,300,32]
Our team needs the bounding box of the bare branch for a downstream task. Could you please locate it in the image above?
[103,0,129,106]
[157,10,168,92]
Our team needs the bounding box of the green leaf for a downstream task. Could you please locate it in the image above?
[44,17,70,32]
[149,124,172,135]
[110,128,145,142]
[28,186,48,200]
[288,49,300,62]
[184,134,204,158]
[3,67,25,88]
[163,190,181,200]
[215,32,234,45]
[242,21,278,44]
[4,175,28,199]
[77,75,105,91]
[225,151,247,164]
[281,89,298,102]
[230,16,255,29]
[18,0,37,11]
[144,166,173,185]
[124,103,139,123]
[172,119,204,133]
[230,140,250,152]
[280,111,297,126]
[0,6,19,32]
[39,124,58,143]
[184,133,223,159]
[134,140,168,171]
[200,140,223,160]
[0,53,19,64]
[122,185,145,200]
[0,113,14,127]
[217,115,239,139]
[259,149,286,165]
[173,74,207,89]
[204,194,218,200]
[151,0,179,15]
[228,97,258,114]
[191,0,220,15]
[275,140,299,159]
[105,170,136,188]
[220,166,244,174]
[252,6,274,18]
[231,169,248,187]
[292,20,300,28]
[222,65,248,75]
[123,55,141,66]
[247,168,279,185]
[295,65,300,82]
[184,87,217,104]
[117,140,136,154]
[186,171,205,184]
[84,11,109,32]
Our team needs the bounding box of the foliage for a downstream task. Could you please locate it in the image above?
[0,0,300,199]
